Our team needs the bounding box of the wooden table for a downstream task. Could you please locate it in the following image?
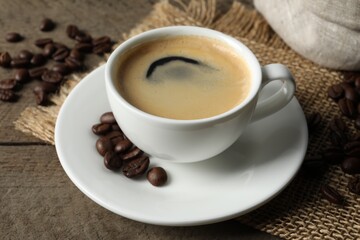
[0,1,279,239]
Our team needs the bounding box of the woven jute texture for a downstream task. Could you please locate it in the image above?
[14,0,360,239]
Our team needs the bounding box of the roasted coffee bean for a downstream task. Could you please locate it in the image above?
[33,82,58,94]
[69,49,84,61]
[41,70,63,83]
[6,32,23,42]
[147,167,167,186]
[100,112,116,124]
[92,36,111,46]
[114,139,132,153]
[0,89,17,102]
[0,78,17,90]
[14,69,30,83]
[74,42,93,53]
[338,98,357,118]
[65,57,82,70]
[34,38,53,48]
[92,123,112,135]
[355,116,360,129]
[348,177,360,195]
[52,48,69,62]
[104,151,123,170]
[122,155,149,178]
[121,147,143,161]
[328,84,344,101]
[66,25,79,39]
[330,131,347,147]
[40,18,55,31]
[33,87,48,105]
[355,76,360,89]
[321,185,344,205]
[344,87,359,102]
[96,137,113,156]
[104,131,123,141]
[93,43,112,55]
[43,43,56,57]
[343,71,359,84]
[110,135,125,145]
[18,50,33,60]
[306,112,321,132]
[53,42,69,50]
[329,117,346,133]
[29,67,47,79]
[0,52,12,68]
[30,53,46,66]
[302,155,326,176]
[323,146,345,165]
[341,157,360,174]
[52,63,70,75]
[10,58,29,68]
[344,141,360,157]
[111,123,121,131]
[75,31,92,43]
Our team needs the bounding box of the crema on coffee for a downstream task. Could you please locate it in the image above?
[115,35,251,120]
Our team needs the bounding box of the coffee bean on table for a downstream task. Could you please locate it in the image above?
[0,89,17,102]
[10,58,29,68]
[93,36,111,46]
[341,157,360,174]
[338,98,357,118]
[0,78,17,90]
[33,82,58,94]
[329,117,347,133]
[92,123,112,135]
[344,87,359,102]
[35,38,53,48]
[75,31,92,43]
[66,25,79,39]
[30,53,46,66]
[321,184,344,205]
[29,67,48,79]
[69,49,84,61]
[328,84,344,101]
[41,70,63,83]
[6,32,23,42]
[33,87,48,105]
[40,18,55,31]
[14,69,30,83]
[104,151,123,170]
[93,43,112,55]
[0,52,12,68]
[330,131,347,147]
[52,48,69,62]
[52,63,70,75]
[96,137,113,156]
[100,112,116,124]
[348,177,360,195]
[43,43,56,57]
[65,57,82,70]
[18,50,33,60]
[344,141,360,157]
[74,42,93,53]
[122,155,149,178]
[147,167,167,186]
[114,139,132,153]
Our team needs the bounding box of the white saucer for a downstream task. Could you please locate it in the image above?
[55,65,308,226]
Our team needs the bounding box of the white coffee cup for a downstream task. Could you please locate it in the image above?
[105,26,295,163]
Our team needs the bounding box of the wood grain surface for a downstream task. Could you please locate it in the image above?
[0,1,279,239]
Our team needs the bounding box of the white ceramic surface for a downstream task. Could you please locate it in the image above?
[55,65,308,226]
[105,26,296,162]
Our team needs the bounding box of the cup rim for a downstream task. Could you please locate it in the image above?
[105,26,262,125]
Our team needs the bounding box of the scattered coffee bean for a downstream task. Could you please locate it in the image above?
[0,89,17,102]
[66,25,79,39]
[35,38,53,48]
[306,112,321,132]
[92,123,112,136]
[53,42,69,50]
[96,137,113,156]
[147,167,167,186]
[93,43,112,55]
[330,131,347,147]
[40,18,55,31]
[18,50,33,60]
[104,151,123,170]
[344,141,360,157]
[65,57,82,70]
[0,52,12,68]
[344,87,359,102]
[0,78,17,90]
[111,123,121,131]
[51,63,70,75]
[29,67,48,79]
[100,112,116,124]
[348,177,360,195]
[121,147,143,161]
[6,32,23,42]
[10,58,29,68]
[123,156,149,178]
[338,98,357,118]
[323,146,345,165]
[355,116,360,129]
[93,36,111,46]
[114,139,132,153]
[74,42,93,53]
[30,53,46,66]
[110,135,125,146]
[329,117,346,133]
[341,157,360,174]
[104,131,123,141]
[33,82,58,94]
[41,70,63,83]
[75,31,92,43]
[328,84,344,101]
[14,69,30,83]
[43,43,56,57]
[69,49,84,61]
[321,184,344,205]
[52,48,69,62]
[33,86,48,105]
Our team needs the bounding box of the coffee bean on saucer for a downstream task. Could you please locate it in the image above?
[0,52,12,68]
[348,177,360,195]
[104,131,123,141]
[96,137,113,156]
[92,123,112,135]
[6,32,23,42]
[0,78,18,90]
[147,167,167,186]
[341,157,360,174]
[100,112,116,124]
[35,38,53,48]
[31,53,47,66]
[29,67,48,79]
[104,151,123,170]
[111,123,121,131]
[18,50,33,60]
[121,147,143,161]
[114,139,132,153]
[0,89,17,102]
[14,69,30,83]
[122,155,149,178]
[40,18,55,31]
[41,70,63,83]
[321,184,344,205]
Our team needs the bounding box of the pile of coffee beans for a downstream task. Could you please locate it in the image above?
[305,113,360,204]
[0,18,113,104]
[92,112,168,186]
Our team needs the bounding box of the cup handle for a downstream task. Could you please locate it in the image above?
[251,63,296,122]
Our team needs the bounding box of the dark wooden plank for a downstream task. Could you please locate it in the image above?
[0,145,279,239]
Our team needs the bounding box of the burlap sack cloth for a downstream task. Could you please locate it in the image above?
[14,0,360,239]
